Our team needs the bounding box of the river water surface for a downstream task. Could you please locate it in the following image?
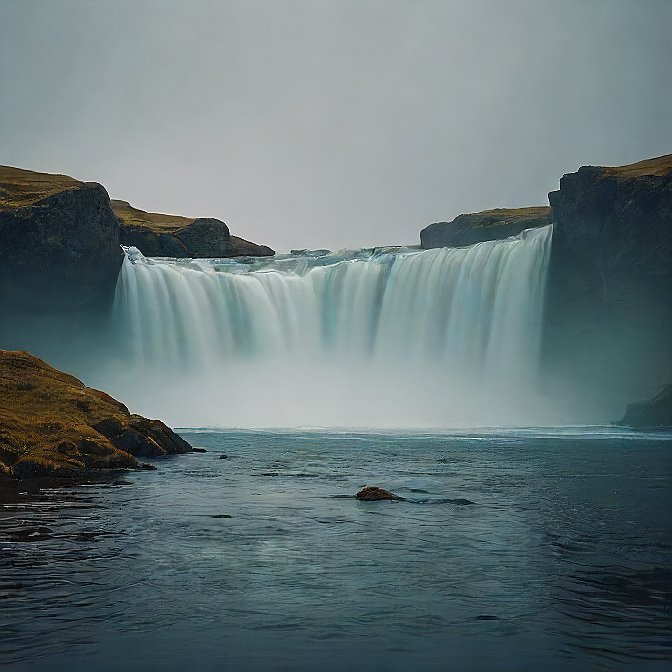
[1,428,670,671]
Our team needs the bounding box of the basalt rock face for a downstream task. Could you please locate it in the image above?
[112,199,275,258]
[619,385,672,429]
[0,350,193,480]
[420,207,551,248]
[0,166,123,313]
[543,155,672,406]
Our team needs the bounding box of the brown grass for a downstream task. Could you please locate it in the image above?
[601,154,672,178]
[0,165,83,210]
[110,199,196,233]
[0,350,136,476]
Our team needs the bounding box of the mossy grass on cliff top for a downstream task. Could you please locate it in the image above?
[0,165,85,210]
[458,206,551,227]
[0,350,191,480]
[600,154,672,178]
[110,199,196,233]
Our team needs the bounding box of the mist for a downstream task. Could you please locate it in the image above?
[1,0,670,252]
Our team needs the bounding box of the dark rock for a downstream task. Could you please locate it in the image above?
[174,217,232,256]
[0,166,123,312]
[355,486,403,501]
[543,155,672,401]
[619,385,672,428]
[228,235,275,257]
[219,454,229,460]
[420,207,551,249]
[120,225,188,257]
[192,447,207,453]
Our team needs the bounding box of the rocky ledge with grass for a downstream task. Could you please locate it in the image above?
[0,165,274,314]
[420,206,551,249]
[0,350,193,480]
[111,199,275,258]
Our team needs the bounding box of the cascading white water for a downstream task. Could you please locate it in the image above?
[103,226,553,428]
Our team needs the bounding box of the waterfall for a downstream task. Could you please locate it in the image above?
[103,226,553,428]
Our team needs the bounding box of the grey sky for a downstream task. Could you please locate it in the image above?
[1,0,670,251]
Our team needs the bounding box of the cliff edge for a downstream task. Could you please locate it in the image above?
[0,350,193,480]
[420,206,551,248]
[0,165,275,314]
[0,166,122,312]
[544,154,672,400]
[111,199,275,258]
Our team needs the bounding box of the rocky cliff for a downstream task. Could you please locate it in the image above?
[420,206,551,248]
[543,155,671,406]
[418,154,671,415]
[619,385,672,429]
[0,350,193,480]
[0,165,275,315]
[0,166,122,312]
[111,199,275,258]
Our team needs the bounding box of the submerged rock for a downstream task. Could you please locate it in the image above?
[355,486,403,501]
[619,385,672,428]
[0,350,193,480]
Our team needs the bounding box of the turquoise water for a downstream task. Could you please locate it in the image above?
[1,429,671,671]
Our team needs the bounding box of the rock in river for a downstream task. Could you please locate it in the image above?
[355,486,403,501]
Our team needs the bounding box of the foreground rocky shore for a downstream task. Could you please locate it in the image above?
[0,350,193,480]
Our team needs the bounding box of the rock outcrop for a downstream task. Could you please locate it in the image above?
[0,350,193,480]
[0,166,123,312]
[111,199,275,258]
[418,155,671,414]
[619,385,672,428]
[355,486,403,501]
[543,155,672,404]
[0,165,275,316]
[420,207,551,249]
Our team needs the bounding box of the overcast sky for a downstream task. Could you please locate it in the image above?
[1,0,670,251]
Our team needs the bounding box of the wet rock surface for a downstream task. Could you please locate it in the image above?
[355,485,403,501]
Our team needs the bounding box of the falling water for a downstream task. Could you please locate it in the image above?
[104,226,553,427]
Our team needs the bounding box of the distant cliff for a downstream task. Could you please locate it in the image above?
[0,165,274,313]
[418,154,672,409]
[421,207,551,248]
[111,199,275,258]
[619,385,672,429]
